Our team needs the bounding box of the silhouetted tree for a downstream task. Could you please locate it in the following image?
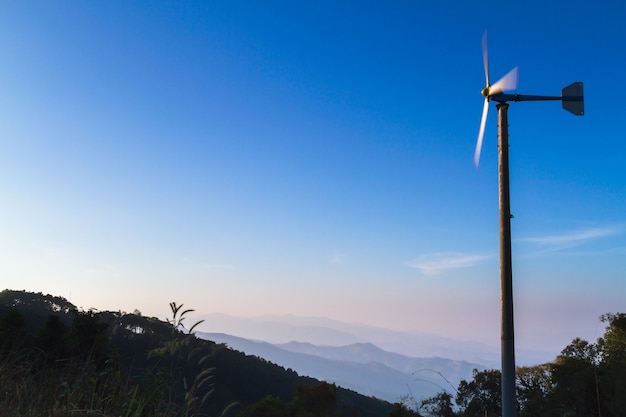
[549,337,599,417]
[389,402,422,417]
[516,364,552,417]
[34,314,69,359]
[420,392,456,417]
[456,369,501,417]
[0,308,27,350]
[597,313,626,416]
[239,395,289,417]
[66,309,109,361]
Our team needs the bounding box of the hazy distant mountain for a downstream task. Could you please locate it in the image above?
[195,313,554,366]
[196,313,372,346]
[275,341,479,380]
[197,332,483,403]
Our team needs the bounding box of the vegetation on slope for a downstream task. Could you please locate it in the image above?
[0,289,391,417]
[397,312,626,417]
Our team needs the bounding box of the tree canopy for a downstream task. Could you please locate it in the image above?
[413,312,626,417]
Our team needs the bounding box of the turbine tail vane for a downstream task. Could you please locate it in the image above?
[562,82,584,116]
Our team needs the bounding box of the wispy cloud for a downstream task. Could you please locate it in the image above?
[409,252,491,276]
[518,226,622,251]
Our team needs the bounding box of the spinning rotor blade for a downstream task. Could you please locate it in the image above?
[474,98,490,167]
[489,66,519,96]
[482,30,490,87]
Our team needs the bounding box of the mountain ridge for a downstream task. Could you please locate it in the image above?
[197,331,483,403]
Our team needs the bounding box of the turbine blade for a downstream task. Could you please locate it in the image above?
[489,66,518,96]
[474,99,489,167]
[482,30,490,87]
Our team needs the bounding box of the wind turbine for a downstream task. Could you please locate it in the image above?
[474,30,584,417]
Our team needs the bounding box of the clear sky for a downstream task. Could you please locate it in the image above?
[1,1,624,358]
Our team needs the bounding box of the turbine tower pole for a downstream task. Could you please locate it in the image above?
[497,102,516,417]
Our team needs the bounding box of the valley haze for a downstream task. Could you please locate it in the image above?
[194,313,558,367]
[197,331,481,403]
[192,313,572,403]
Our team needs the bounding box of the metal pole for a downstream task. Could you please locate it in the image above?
[497,102,516,417]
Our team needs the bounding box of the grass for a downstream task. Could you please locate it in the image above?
[0,302,221,417]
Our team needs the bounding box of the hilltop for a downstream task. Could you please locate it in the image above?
[0,289,392,417]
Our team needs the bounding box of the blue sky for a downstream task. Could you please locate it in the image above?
[1,1,625,358]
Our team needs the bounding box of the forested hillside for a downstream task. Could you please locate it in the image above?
[0,290,391,417]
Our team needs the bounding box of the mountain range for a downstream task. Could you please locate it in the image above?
[194,313,557,403]
[194,313,554,365]
[197,331,478,403]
